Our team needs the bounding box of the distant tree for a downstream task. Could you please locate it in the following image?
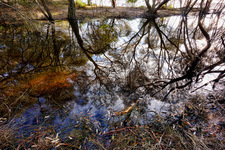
[87,0,91,6]
[127,0,138,6]
[111,0,116,8]
[127,0,138,3]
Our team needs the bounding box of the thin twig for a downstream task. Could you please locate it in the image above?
[149,128,167,150]
[101,127,136,135]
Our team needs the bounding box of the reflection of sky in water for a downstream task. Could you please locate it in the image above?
[6,14,224,139]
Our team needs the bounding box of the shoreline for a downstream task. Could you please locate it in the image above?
[0,5,201,22]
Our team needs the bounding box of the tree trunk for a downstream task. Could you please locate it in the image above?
[68,0,84,48]
[145,0,153,12]
[145,0,170,14]
[35,0,54,22]
[111,0,116,8]
[68,0,76,20]
[68,0,102,70]
[40,0,54,22]
[51,24,60,65]
[87,0,91,6]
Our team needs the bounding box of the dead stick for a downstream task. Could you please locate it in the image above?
[128,128,138,136]
[149,128,167,150]
[101,127,136,135]
[16,142,27,150]
[146,129,155,141]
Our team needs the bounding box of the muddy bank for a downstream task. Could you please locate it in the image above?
[0,4,200,22]
[73,7,200,19]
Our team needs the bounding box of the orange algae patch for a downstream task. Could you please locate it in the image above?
[26,71,77,95]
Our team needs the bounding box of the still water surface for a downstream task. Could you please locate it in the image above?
[0,16,224,138]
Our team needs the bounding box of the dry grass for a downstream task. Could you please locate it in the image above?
[0,96,224,150]
[0,86,224,149]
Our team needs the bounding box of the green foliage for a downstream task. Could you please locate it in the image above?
[0,26,5,30]
[127,0,137,7]
[17,0,33,7]
[161,4,173,9]
[94,23,118,51]
[127,0,137,3]
[76,0,86,8]
[139,5,146,8]
[167,4,173,9]
[18,0,29,4]
[99,24,110,30]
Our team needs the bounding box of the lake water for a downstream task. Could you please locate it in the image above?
[0,15,224,146]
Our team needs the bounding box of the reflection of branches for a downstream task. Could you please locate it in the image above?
[125,1,225,100]
[182,16,194,59]
[160,18,211,93]
[152,19,170,76]
[154,1,225,99]
[148,18,183,77]
[192,69,225,92]
[69,20,103,71]
[68,6,112,88]
[120,18,188,95]
[131,28,147,63]
[0,23,65,85]
[181,0,198,16]
[81,19,116,55]
[87,44,111,54]
[124,20,149,53]
[221,36,225,48]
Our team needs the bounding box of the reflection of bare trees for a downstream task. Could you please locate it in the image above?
[1,0,224,120]
[68,1,122,89]
[70,13,224,102]
[179,0,198,16]
[99,1,225,101]
[68,18,109,82]
[67,0,225,103]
